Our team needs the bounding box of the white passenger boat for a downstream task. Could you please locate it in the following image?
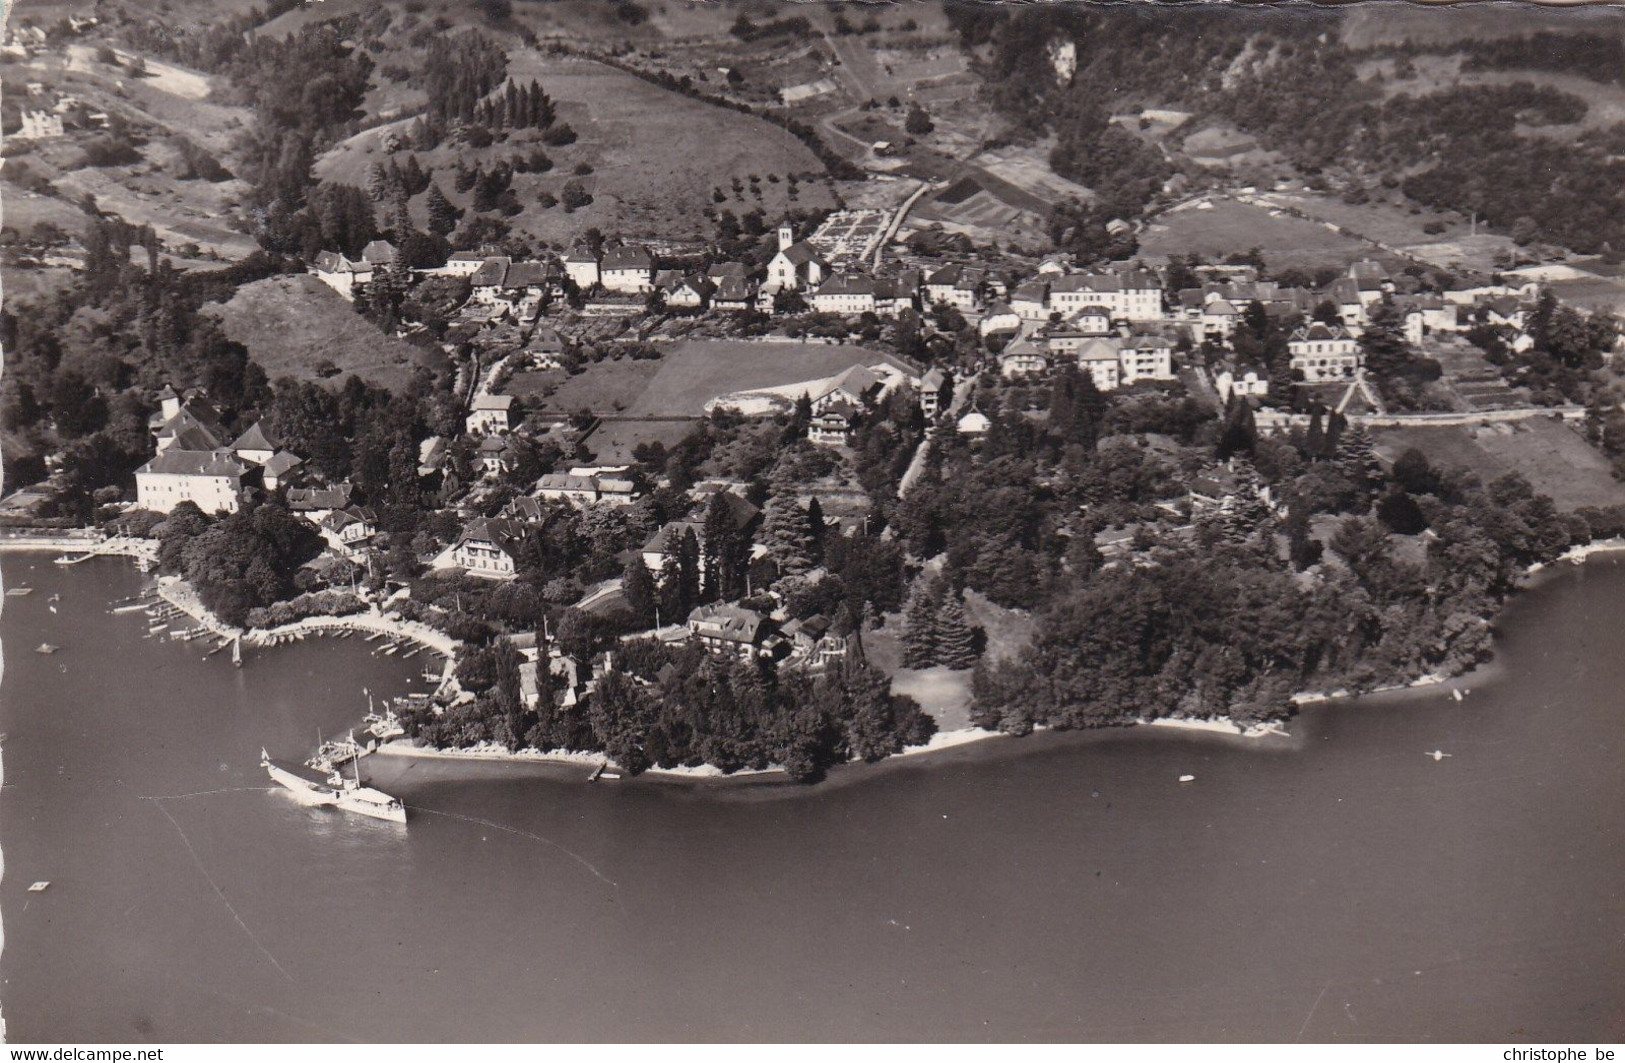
[262,749,341,806]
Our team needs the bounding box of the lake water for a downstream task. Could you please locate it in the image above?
[1,554,1621,1042]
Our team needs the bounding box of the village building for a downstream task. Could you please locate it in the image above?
[287,484,355,525]
[956,410,991,437]
[437,518,526,580]
[924,264,986,312]
[1289,323,1363,382]
[600,244,654,293]
[765,223,828,292]
[711,276,756,312]
[466,393,514,435]
[478,435,515,478]
[1075,337,1124,391]
[1201,297,1240,339]
[135,449,247,515]
[441,250,488,277]
[780,614,850,669]
[641,493,760,574]
[811,364,884,413]
[808,400,860,447]
[1000,338,1051,379]
[919,367,951,419]
[469,257,512,305]
[534,472,603,507]
[686,602,770,660]
[872,272,920,318]
[1048,271,1164,322]
[1121,329,1176,384]
[319,505,378,553]
[563,245,600,290]
[812,272,877,315]
[229,422,277,466]
[1214,367,1270,402]
[261,450,304,491]
[979,301,1022,338]
[1011,280,1051,322]
[1324,278,1367,329]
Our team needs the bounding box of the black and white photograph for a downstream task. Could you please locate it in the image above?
[0,0,1622,1048]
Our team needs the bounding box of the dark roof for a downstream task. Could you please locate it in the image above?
[457,517,527,558]
[263,451,303,477]
[505,261,550,288]
[138,449,246,477]
[776,240,825,267]
[601,244,653,271]
[687,602,768,644]
[287,484,354,511]
[230,421,276,453]
[470,257,511,287]
[816,272,876,297]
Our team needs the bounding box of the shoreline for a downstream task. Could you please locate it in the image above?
[16,537,1625,787]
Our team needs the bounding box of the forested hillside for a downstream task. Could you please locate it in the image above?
[949,5,1625,256]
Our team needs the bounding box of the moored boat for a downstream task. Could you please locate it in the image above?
[262,748,341,806]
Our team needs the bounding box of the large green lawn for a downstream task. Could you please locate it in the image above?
[1372,418,1625,511]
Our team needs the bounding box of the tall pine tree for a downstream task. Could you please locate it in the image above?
[901,575,944,669]
[934,591,978,670]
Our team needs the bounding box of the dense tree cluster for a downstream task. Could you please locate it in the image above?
[155,501,324,626]
[408,641,934,783]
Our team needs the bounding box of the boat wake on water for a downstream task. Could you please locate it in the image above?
[406,805,620,889]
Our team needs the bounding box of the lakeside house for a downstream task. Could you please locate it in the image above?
[435,517,527,580]
[686,602,771,659]
[138,391,304,513]
[135,449,248,515]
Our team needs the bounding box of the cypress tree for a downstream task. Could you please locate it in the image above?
[677,527,701,614]
[934,592,978,670]
[622,555,658,627]
[805,496,825,564]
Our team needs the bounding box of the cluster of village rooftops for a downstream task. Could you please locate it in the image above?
[315,222,1545,402]
[133,220,1554,656]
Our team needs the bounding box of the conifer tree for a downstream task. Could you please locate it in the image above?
[934,591,979,670]
[805,496,826,565]
[677,527,701,615]
[621,555,658,627]
[763,495,814,578]
[901,575,944,669]
[425,182,459,236]
[366,161,387,202]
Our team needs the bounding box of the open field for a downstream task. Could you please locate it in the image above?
[580,418,700,467]
[202,275,435,392]
[627,341,896,417]
[508,359,663,414]
[316,52,833,248]
[973,142,1093,205]
[1141,197,1374,271]
[509,340,898,418]
[1371,418,1625,511]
